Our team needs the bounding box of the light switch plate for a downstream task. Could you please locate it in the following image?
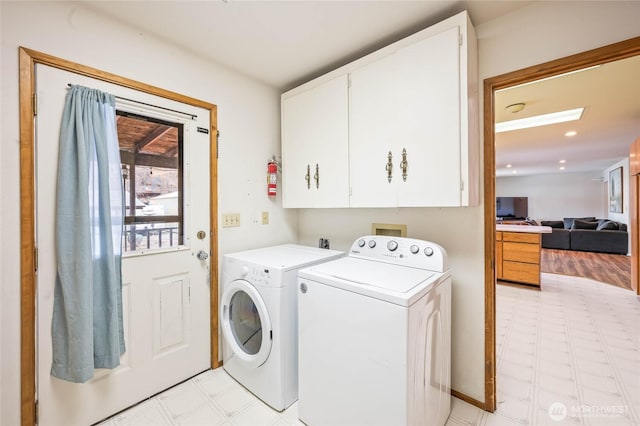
[261,211,269,225]
[223,213,240,228]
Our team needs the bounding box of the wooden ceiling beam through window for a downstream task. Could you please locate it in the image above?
[135,125,172,153]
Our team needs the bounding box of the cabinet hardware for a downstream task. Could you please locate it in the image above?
[305,164,311,189]
[400,148,408,182]
[314,163,320,189]
[385,151,393,183]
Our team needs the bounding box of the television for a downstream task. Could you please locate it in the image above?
[496,197,528,220]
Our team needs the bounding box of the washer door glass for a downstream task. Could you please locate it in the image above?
[221,279,272,367]
[229,290,263,354]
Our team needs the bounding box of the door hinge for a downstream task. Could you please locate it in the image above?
[35,400,39,425]
[34,246,38,272]
[216,130,220,159]
[461,180,464,191]
[347,74,352,88]
[459,32,463,46]
[33,93,38,116]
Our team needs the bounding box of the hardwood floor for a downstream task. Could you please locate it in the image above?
[540,248,632,290]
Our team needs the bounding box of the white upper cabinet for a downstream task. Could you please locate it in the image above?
[281,11,478,208]
[350,26,461,207]
[281,75,350,208]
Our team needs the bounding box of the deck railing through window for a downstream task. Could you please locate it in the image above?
[123,222,180,252]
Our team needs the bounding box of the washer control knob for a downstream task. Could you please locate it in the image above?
[410,245,420,254]
[240,266,249,277]
[358,239,366,248]
[368,240,376,248]
[387,240,398,251]
[424,247,434,257]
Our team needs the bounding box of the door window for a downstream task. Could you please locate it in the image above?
[229,291,263,355]
[117,110,184,253]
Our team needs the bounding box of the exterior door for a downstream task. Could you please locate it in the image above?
[220,280,272,367]
[35,64,212,425]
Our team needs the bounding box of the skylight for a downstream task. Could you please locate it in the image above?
[495,108,585,133]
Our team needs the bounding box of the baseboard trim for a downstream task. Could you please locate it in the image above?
[451,389,489,411]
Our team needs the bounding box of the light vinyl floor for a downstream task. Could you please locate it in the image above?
[101,273,640,426]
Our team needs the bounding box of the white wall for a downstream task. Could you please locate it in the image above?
[496,171,606,221]
[0,2,296,424]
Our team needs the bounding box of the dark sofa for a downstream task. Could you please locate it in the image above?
[541,217,628,255]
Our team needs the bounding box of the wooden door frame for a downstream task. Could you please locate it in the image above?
[483,36,640,412]
[19,47,220,425]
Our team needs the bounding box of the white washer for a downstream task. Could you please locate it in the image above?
[297,235,452,426]
[220,244,344,411]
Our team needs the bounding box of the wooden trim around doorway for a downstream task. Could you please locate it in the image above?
[19,47,220,426]
[483,36,640,413]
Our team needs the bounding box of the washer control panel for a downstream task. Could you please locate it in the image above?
[349,235,448,272]
[237,263,276,286]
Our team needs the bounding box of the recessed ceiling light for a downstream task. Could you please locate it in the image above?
[560,166,565,170]
[495,107,585,133]
[559,160,566,164]
[565,131,577,137]
[506,164,512,168]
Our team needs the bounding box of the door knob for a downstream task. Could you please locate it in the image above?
[197,250,209,260]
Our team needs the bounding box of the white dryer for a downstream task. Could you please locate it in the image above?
[220,244,343,411]
[297,236,452,426]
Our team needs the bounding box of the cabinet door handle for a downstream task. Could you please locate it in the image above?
[314,163,320,189]
[385,151,393,183]
[400,148,408,182]
[305,164,311,189]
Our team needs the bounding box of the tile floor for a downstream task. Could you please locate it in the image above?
[100,273,639,426]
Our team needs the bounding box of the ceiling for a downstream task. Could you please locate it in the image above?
[82,1,639,177]
[495,54,640,177]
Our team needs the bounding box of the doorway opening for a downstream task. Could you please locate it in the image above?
[483,36,640,412]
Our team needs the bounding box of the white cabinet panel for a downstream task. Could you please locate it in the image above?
[282,75,349,208]
[350,26,460,207]
[349,53,400,207]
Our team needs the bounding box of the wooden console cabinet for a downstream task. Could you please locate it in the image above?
[496,228,545,288]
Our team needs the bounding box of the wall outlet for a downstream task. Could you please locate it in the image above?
[319,238,330,249]
[222,213,241,228]
[261,211,269,225]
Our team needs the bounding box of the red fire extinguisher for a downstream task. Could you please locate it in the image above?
[267,161,277,197]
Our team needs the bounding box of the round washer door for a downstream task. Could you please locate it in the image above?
[220,279,272,368]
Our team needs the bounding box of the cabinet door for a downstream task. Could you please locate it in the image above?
[349,26,460,207]
[282,75,350,208]
[349,53,400,207]
[395,26,460,207]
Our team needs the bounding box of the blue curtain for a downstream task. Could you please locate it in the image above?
[51,85,125,383]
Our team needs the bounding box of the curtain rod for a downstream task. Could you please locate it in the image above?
[67,83,197,120]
